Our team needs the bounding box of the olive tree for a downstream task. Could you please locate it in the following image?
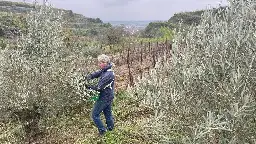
[130,0,256,143]
[0,4,92,142]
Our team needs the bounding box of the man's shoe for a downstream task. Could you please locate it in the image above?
[107,127,114,131]
[99,130,106,136]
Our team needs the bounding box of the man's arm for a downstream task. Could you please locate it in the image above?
[86,63,113,80]
[88,73,114,91]
[86,70,102,80]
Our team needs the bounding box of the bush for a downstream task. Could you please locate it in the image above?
[130,0,256,143]
[0,4,93,142]
[102,26,127,45]
[142,21,175,38]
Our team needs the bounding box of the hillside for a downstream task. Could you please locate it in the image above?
[142,6,226,38]
[168,6,227,25]
[0,1,102,24]
[0,1,111,38]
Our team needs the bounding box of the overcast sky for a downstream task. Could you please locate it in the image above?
[9,0,228,21]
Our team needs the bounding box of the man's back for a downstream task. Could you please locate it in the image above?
[98,68,115,102]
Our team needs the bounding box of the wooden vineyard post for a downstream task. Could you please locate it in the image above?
[164,39,167,55]
[140,41,143,79]
[170,43,172,58]
[122,43,125,65]
[156,41,159,60]
[150,42,152,54]
[152,43,156,67]
[148,42,151,54]
[143,41,146,59]
[165,38,168,51]
[140,41,143,65]
[133,44,136,63]
[130,43,133,65]
[127,43,134,86]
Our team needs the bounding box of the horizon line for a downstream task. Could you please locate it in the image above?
[104,20,167,22]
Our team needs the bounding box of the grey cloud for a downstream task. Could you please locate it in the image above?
[8,0,228,21]
[99,0,137,7]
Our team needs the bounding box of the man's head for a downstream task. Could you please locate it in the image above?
[97,54,110,69]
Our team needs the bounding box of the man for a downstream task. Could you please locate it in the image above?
[85,54,115,136]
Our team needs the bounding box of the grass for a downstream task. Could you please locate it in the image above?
[0,90,156,144]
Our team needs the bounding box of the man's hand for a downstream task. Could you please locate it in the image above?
[84,84,94,90]
[85,85,98,91]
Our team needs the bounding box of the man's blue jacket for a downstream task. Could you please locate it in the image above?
[86,63,115,102]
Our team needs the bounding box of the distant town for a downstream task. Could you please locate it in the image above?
[105,20,161,35]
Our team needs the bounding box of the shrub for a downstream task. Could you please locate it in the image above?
[130,0,256,143]
[0,4,93,142]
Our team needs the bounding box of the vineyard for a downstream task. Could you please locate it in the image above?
[102,40,173,90]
